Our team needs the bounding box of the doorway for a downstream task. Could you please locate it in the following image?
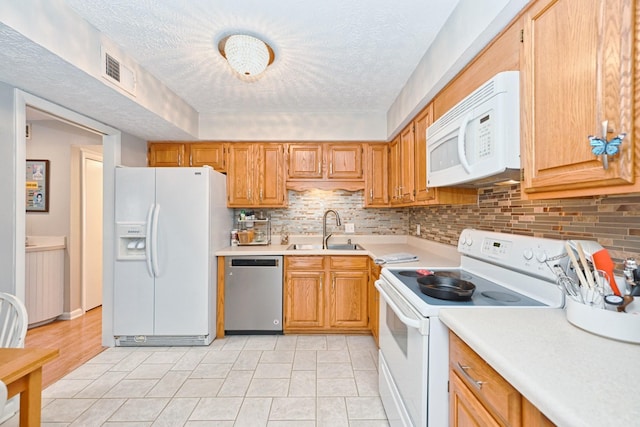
[80,149,103,312]
[16,90,121,347]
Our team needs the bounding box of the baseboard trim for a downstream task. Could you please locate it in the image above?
[58,308,84,321]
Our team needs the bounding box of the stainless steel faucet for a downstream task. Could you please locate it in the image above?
[322,209,342,249]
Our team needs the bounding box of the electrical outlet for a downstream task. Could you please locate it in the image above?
[416,224,421,235]
[345,223,355,233]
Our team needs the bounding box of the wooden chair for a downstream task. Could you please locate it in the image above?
[0,292,29,423]
[0,292,28,348]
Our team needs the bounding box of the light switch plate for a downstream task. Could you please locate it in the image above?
[345,223,355,233]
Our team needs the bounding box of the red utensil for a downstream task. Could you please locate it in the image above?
[592,249,621,296]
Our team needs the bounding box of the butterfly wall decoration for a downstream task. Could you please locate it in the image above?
[588,133,626,170]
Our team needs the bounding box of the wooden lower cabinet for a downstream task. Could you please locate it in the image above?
[450,332,555,427]
[284,255,369,333]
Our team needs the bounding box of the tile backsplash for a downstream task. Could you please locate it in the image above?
[243,185,640,272]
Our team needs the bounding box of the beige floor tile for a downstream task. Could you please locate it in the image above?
[245,378,290,397]
[317,362,354,379]
[110,352,154,372]
[245,335,278,350]
[269,397,315,420]
[72,371,128,399]
[292,350,316,370]
[345,396,387,420]
[143,351,186,364]
[266,421,314,427]
[189,363,232,379]
[234,397,272,426]
[217,370,253,396]
[171,349,207,371]
[253,363,292,379]
[317,397,349,427]
[103,379,158,398]
[348,421,391,427]
[295,335,327,350]
[354,370,379,396]
[63,363,112,380]
[41,398,97,423]
[146,371,190,397]
[175,378,224,397]
[150,397,199,427]
[317,349,350,363]
[201,349,240,364]
[68,398,125,426]
[108,398,169,422]
[125,363,173,380]
[189,397,243,421]
[288,370,316,397]
[316,378,358,396]
[259,350,294,364]
[275,335,298,350]
[232,350,263,370]
[42,379,93,398]
[326,335,348,350]
[349,349,377,370]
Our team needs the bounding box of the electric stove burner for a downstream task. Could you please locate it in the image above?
[398,270,433,277]
[480,291,521,303]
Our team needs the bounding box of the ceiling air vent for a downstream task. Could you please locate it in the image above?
[101,47,137,96]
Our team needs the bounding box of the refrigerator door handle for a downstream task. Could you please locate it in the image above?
[151,203,161,277]
[145,204,155,277]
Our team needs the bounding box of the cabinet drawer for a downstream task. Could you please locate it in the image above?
[329,256,368,270]
[286,256,325,270]
[450,332,521,426]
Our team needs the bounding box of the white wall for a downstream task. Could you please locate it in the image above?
[26,120,102,236]
[0,83,17,294]
[120,133,148,166]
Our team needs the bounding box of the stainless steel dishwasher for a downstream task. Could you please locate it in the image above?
[225,256,283,334]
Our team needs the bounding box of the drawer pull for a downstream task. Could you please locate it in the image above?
[457,362,484,390]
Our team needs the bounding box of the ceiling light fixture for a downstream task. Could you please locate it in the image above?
[218,34,275,77]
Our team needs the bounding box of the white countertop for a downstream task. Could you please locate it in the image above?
[25,235,66,252]
[215,234,461,268]
[439,308,640,427]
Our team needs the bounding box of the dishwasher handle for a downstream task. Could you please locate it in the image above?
[229,258,280,267]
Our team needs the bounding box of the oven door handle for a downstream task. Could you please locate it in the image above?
[375,280,422,330]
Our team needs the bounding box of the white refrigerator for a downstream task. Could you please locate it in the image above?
[113,166,232,346]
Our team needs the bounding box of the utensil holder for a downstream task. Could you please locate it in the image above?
[565,298,640,344]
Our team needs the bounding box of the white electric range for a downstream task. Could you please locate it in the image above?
[374,228,568,426]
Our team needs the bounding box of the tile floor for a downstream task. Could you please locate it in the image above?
[5,334,389,426]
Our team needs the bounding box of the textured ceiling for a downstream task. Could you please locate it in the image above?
[64,0,460,116]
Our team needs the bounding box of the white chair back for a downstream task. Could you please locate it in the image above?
[0,292,28,348]
[0,381,7,415]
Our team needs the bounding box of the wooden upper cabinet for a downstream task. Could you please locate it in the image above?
[227,143,286,207]
[521,0,635,196]
[189,142,227,172]
[389,136,401,204]
[287,144,323,179]
[227,143,254,206]
[399,124,415,203]
[286,142,366,191]
[256,143,286,206]
[148,142,187,167]
[414,105,436,203]
[327,144,363,179]
[365,144,389,207]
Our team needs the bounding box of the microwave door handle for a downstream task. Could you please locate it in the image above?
[457,114,473,174]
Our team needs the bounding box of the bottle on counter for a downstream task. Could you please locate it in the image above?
[230,229,239,246]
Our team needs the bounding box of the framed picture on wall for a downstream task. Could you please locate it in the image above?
[26,159,50,212]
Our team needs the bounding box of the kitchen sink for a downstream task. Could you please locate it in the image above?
[287,243,365,251]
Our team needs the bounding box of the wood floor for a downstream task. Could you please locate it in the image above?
[25,306,105,388]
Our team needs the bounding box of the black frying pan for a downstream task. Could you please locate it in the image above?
[417,275,476,301]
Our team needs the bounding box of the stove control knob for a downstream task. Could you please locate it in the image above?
[460,235,467,245]
[535,251,547,263]
[523,249,534,260]
[466,237,473,246]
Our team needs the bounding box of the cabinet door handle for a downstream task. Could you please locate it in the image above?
[260,189,263,201]
[330,162,333,175]
[320,277,323,292]
[369,189,373,200]
[248,189,252,200]
[457,362,484,390]
[318,161,321,174]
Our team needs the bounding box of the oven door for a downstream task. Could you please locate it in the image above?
[375,278,429,427]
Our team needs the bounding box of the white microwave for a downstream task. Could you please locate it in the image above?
[426,71,520,187]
